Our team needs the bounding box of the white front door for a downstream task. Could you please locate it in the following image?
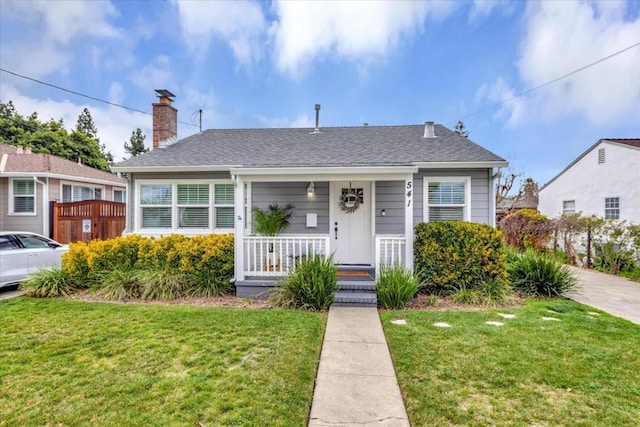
[330,181,372,265]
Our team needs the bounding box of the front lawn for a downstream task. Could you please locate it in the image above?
[0,298,326,426]
[382,300,640,426]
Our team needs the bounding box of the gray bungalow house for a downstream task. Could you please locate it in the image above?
[112,91,507,297]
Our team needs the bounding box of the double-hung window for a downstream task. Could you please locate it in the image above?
[605,197,619,220]
[140,184,172,228]
[62,184,103,202]
[138,182,234,231]
[178,184,209,229]
[562,200,575,214]
[214,184,234,228]
[11,179,35,214]
[423,177,470,222]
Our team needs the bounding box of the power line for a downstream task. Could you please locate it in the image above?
[448,41,640,126]
[0,68,199,128]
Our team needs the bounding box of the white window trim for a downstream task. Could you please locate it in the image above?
[135,179,234,234]
[8,178,37,216]
[113,188,127,203]
[562,199,576,215]
[604,196,620,220]
[422,176,471,222]
[59,181,106,202]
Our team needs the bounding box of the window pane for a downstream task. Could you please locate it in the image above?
[605,197,620,220]
[428,182,465,205]
[14,196,35,213]
[562,200,575,214]
[114,190,126,203]
[179,207,209,228]
[141,185,172,205]
[142,207,172,228]
[95,188,102,200]
[13,180,34,195]
[62,185,72,203]
[215,184,234,205]
[215,207,234,228]
[177,184,209,205]
[429,206,464,221]
[73,186,95,201]
[16,234,51,248]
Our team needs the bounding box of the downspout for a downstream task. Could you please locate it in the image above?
[34,177,48,236]
[0,153,6,231]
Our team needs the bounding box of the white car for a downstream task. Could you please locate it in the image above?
[0,232,69,289]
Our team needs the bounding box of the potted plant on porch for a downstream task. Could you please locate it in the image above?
[252,203,295,271]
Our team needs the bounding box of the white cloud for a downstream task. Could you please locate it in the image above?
[478,0,640,127]
[468,0,512,22]
[0,0,120,78]
[131,56,177,92]
[108,83,125,105]
[172,0,267,65]
[1,83,148,163]
[269,0,457,78]
[475,77,527,127]
[256,112,314,128]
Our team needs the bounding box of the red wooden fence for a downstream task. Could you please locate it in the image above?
[53,200,126,244]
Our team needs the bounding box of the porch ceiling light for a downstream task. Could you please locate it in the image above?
[307,182,315,197]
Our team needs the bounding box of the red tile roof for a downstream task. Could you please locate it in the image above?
[605,139,640,148]
[0,143,125,185]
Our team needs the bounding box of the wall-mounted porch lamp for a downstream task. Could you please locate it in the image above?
[307,182,315,197]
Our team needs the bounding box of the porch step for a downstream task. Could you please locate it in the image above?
[333,291,377,307]
[336,280,376,291]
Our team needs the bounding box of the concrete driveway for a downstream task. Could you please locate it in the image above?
[567,266,640,325]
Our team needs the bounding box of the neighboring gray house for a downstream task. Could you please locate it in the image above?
[112,91,507,296]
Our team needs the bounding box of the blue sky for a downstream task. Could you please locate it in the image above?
[1,0,639,187]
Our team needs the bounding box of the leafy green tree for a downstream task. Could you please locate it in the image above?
[0,101,112,171]
[124,128,149,157]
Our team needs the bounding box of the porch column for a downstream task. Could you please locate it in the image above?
[404,175,414,271]
[234,175,245,282]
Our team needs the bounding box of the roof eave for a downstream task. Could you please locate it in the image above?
[111,165,241,173]
[414,161,508,169]
[0,172,126,186]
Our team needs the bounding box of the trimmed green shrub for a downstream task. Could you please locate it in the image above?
[376,264,421,309]
[508,250,578,297]
[271,254,337,310]
[62,234,234,299]
[414,221,506,293]
[20,267,76,298]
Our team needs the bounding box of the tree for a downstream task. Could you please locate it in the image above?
[495,169,521,207]
[124,128,149,157]
[454,120,469,138]
[0,101,113,171]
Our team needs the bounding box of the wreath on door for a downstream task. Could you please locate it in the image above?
[339,185,361,214]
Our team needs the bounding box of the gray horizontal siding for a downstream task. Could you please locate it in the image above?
[0,177,44,234]
[413,169,491,225]
[252,181,329,234]
[375,181,404,234]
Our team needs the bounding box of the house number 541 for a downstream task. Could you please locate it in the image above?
[406,181,413,207]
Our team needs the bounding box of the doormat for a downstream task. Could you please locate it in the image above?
[337,271,371,277]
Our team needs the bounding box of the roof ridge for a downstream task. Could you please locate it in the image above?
[201,123,437,132]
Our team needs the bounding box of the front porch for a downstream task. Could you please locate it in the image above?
[236,234,407,299]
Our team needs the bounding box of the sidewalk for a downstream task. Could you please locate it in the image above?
[308,307,409,427]
[567,266,640,325]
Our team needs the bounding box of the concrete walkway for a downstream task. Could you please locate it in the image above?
[308,307,410,427]
[0,289,22,300]
[567,266,640,325]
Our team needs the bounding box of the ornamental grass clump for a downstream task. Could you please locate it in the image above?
[20,267,76,298]
[507,249,578,297]
[376,264,421,309]
[271,254,337,310]
[95,269,145,300]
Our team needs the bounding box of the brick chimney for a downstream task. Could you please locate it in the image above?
[152,89,177,149]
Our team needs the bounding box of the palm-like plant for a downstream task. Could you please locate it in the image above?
[252,203,295,236]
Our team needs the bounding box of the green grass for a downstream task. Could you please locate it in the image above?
[382,300,640,426]
[0,298,326,426]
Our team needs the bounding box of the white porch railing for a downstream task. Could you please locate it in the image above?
[375,235,407,276]
[243,235,331,277]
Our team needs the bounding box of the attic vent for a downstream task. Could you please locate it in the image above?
[598,147,605,164]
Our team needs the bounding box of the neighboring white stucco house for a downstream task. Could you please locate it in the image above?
[539,139,640,223]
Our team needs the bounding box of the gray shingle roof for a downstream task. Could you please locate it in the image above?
[114,124,505,169]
